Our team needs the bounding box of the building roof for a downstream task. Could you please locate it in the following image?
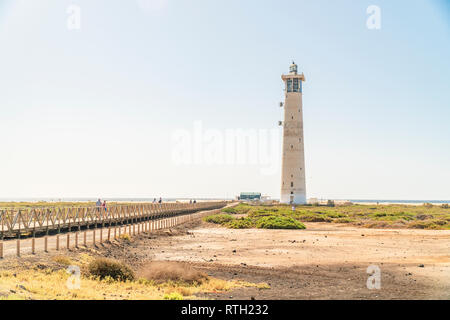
[240,192,261,196]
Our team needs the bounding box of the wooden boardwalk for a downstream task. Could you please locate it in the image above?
[0,201,228,258]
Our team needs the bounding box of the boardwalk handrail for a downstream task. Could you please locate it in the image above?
[0,201,227,237]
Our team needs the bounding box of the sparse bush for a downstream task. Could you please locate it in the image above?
[408,221,438,230]
[327,200,335,207]
[88,258,135,281]
[52,255,73,266]
[139,261,208,284]
[256,216,306,230]
[204,214,234,224]
[333,218,355,224]
[118,234,131,242]
[423,203,433,208]
[163,292,184,300]
[416,214,434,220]
[226,218,254,229]
[298,215,332,223]
[442,204,449,209]
[222,207,238,214]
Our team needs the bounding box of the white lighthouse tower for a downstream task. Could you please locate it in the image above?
[280,62,307,204]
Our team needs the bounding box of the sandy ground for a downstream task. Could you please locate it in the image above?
[96,220,450,300]
[1,215,449,300]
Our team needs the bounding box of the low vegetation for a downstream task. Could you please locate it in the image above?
[88,258,135,281]
[203,211,306,230]
[139,261,208,285]
[206,203,450,230]
[0,255,269,300]
[204,214,234,225]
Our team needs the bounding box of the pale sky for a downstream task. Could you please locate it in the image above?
[0,0,449,200]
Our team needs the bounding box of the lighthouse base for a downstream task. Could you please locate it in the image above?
[280,193,307,205]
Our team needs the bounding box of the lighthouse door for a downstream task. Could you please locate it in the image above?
[290,196,294,204]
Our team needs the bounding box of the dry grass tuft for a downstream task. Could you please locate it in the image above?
[52,255,74,266]
[139,261,208,284]
[88,258,135,281]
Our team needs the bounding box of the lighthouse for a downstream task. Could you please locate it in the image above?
[280,62,307,204]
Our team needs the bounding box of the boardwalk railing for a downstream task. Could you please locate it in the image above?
[0,201,228,258]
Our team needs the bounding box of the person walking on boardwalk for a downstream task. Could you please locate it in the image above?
[96,198,102,212]
[158,197,162,204]
[102,200,107,212]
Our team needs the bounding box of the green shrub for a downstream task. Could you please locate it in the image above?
[256,216,306,230]
[333,218,355,223]
[204,214,234,224]
[226,218,255,229]
[163,292,184,300]
[442,204,449,209]
[222,207,238,214]
[408,221,438,230]
[297,214,332,223]
[88,258,135,281]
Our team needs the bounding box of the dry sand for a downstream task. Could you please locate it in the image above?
[98,220,450,299]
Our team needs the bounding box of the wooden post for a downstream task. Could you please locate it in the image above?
[0,214,3,259]
[32,210,36,254]
[0,211,3,259]
[56,235,60,251]
[107,210,111,242]
[85,211,89,247]
[67,215,71,250]
[75,231,79,249]
[16,211,21,257]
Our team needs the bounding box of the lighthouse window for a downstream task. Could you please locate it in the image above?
[287,79,293,92]
[293,79,299,92]
[291,182,294,187]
